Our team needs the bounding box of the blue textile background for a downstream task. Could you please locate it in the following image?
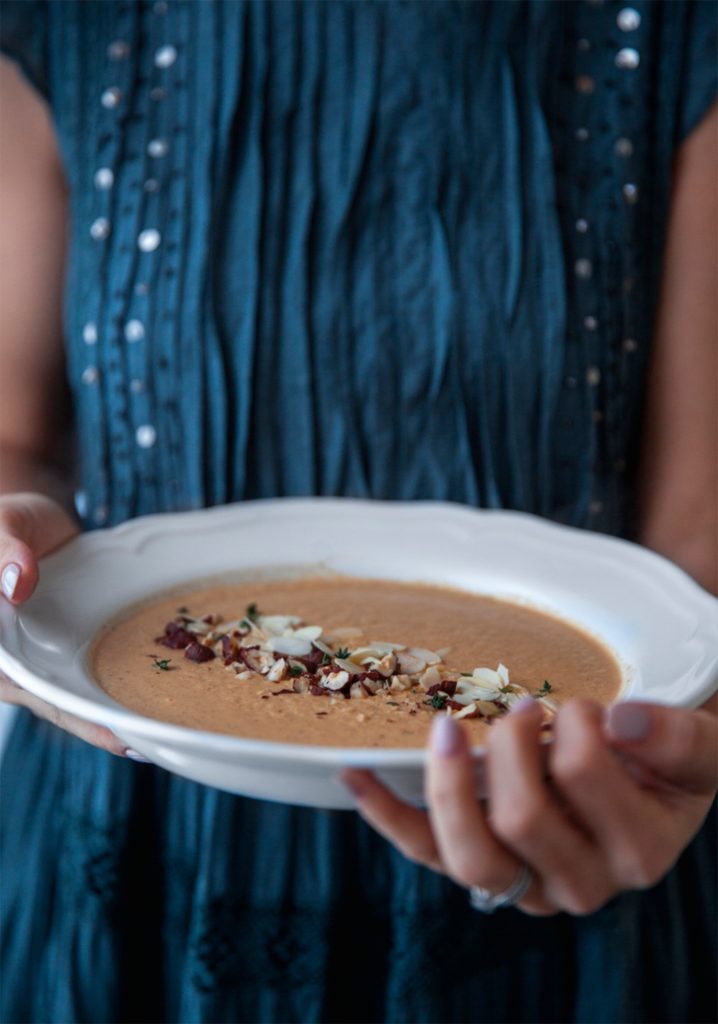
[1,2,716,1021]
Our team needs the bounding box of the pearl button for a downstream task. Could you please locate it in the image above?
[575,258,593,280]
[154,45,178,69]
[94,167,114,190]
[81,366,99,385]
[147,138,170,158]
[615,137,634,158]
[107,40,130,61]
[130,379,145,394]
[575,75,595,94]
[125,320,145,343]
[136,425,157,448]
[622,183,639,204]
[101,87,122,109]
[90,217,111,240]
[623,338,638,353]
[82,322,98,345]
[586,366,601,386]
[615,48,640,70]
[617,8,641,32]
[584,316,598,331]
[138,229,161,252]
[575,127,590,142]
[575,218,589,234]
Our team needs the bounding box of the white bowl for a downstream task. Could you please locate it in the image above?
[0,498,716,808]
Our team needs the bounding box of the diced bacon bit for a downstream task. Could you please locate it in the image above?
[184,641,216,663]
[202,613,220,624]
[310,684,330,697]
[160,621,195,649]
[426,680,457,697]
[238,646,264,672]
[221,634,238,663]
[292,649,325,673]
[446,698,464,710]
[315,711,328,716]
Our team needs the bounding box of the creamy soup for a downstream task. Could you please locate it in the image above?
[92,576,623,747]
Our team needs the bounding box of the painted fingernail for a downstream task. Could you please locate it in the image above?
[431,713,462,757]
[1,563,20,601]
[123,748,152,762]
[605,703,651,742]
[509,697,538,716]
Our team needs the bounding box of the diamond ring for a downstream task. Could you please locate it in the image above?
[469,863,533,913]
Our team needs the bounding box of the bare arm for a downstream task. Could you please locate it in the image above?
[0,57,72,501]
[638,101,717,596]
[0,58,125,754]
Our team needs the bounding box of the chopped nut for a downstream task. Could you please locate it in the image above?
[266,657,288,682]
[349,682,367,699]
[322,670,350,691]
[389,674,412,692]
[419,666,442,690]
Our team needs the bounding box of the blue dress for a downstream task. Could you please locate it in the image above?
[1,2,716,1021]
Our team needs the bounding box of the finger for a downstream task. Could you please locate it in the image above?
[551,700,673,890]
[0,496,78,604]
[426,714,527,893]
[341,769,442,870]
[0,675,128,756]
[604,702,718,795]
[487,699,615,914]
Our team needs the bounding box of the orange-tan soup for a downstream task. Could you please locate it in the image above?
[92,576,622,747]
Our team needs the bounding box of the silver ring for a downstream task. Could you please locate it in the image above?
[469,863,533,913]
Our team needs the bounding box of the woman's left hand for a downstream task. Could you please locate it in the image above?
[341,698,718,916]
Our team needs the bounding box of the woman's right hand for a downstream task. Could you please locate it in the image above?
[0,492,129,755]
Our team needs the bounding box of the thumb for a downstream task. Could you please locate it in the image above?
[604,702,718,795]
[0,494,78,605]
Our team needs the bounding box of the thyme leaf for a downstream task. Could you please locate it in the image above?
[153,658,172,671]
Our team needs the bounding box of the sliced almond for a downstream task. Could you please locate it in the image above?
[472,667,502,688]
[266,635,313,657]
[407,646,442,666]
[435,646,451,660]
[497,663,510,687]
[259,615,302,635]
[333,657,362,675]
[367,640,407,653]
[397,651,426,674]
[292,625,323,641]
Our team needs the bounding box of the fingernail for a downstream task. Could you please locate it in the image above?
[605,703,651,742]
[431,713,462,757]
[509,697,538,716]
[1,563,20,601]
[123,748,152,763]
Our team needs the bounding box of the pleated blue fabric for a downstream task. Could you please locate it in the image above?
[1,2,716,1021]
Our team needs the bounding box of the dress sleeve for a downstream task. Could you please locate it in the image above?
[676,0,717,143]
[0,0,50,103]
